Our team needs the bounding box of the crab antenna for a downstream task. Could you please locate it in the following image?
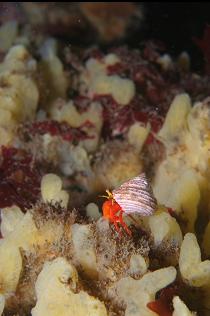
[105,189,113,198]
[99,189,113,200]
[99,194,109,199]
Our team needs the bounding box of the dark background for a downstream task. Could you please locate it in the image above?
[140,3,210,69]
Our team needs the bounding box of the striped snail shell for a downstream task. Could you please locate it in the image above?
[112,173,157,216]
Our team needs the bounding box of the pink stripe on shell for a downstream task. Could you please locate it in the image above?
[112,173,157,215]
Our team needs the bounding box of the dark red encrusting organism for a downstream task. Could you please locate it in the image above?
[193,25,210,75]
[64,43,210,142]
[134,109,163,146]
[93,94,163,141]
[147,285,178,316]
[22,120,94,144]
[73,95,93,113]
[94,44,210,142]
[97,95,138,137]
[167,207,177,218]
[107,45,183,109]
[108,44,210,107]
[0,146,42,210]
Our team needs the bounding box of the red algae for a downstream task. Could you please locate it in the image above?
[22,120,94,143]
[0,147,42,210]
[147,285,178,316]
[96,93,163,140]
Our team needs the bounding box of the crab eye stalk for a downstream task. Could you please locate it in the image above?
[105,189,113,199]
[99,189,113,200]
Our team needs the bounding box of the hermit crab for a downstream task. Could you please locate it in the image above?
[102,173,157,235]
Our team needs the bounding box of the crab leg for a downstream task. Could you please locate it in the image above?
[118,211,132,235]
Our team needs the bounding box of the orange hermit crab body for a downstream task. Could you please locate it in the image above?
[102,190,132,235]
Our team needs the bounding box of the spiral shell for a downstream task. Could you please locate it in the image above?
[112,173,157,215]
